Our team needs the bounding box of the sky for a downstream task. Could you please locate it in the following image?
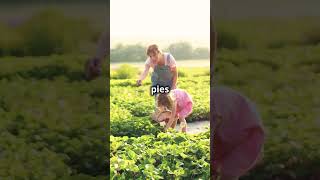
[110,0,210,48]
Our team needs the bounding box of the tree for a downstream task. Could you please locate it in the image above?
[167,42,193,60]
[193,47,209,59]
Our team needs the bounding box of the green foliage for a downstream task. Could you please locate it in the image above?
[110,44,146,62]
[267,40,289,49]
[110,71,210,133]
[110,42,209,63]
[110,131,210,179]
[0,131,72,179]
[110,78,210,137]
[111,64,139,79]
[0,8,98,57]
[0,56,109,178]
[178,69,188,77]
[300,26,320,46]
[167,42,193,60]
[217,29,242,49]
[192,47,210,59]
[215,46,320,179]
[216,17,319,49]
[0,24,25,57]
[1,16,320,179]
[18,9,94,56]
[110,66,210,178]
[110,105,162,137]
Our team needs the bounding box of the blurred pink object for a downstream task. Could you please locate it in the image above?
[212,86,265,177]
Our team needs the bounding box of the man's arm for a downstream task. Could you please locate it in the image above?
[138,64,150,81]
[85,31,108,80]
[171,67,178,89]
[137,64,150,85]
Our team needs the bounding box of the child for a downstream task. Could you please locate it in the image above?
[152,89,193,133]
[211,86,265,180]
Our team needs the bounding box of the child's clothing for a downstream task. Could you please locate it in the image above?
[211,86,265,177]
[172,89,193,118]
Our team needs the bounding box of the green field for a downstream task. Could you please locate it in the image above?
[0,15,320,179]
[0,55,108,179]
[215,17,320,50]
[215,46,320,179]
[110,46,320,179]
[213,17,320,179]
[110,59,209,70]
[110,65,210,179]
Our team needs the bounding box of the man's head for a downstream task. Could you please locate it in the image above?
[147,44,161,62]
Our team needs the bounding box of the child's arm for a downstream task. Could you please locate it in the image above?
[164,101,177,131]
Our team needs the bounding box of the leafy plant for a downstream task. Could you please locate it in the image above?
[110,131,210,179]
[111,64,139,79]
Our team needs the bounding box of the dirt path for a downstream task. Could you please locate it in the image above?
[175,120,210,134]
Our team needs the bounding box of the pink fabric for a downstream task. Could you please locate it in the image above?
[212,87,265,177]
[172,89,193,118]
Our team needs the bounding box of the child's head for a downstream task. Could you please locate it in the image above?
[147,44,162,62]
[156,92,174,110]
[155,110,171,123]
[152,93,175,122]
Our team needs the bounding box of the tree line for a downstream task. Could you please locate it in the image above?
[111,42,209,63]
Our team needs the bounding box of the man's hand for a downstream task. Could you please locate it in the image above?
[84,57,102,81]
[136,79,142,86]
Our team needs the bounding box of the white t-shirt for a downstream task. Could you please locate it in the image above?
[145,52,177,69]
